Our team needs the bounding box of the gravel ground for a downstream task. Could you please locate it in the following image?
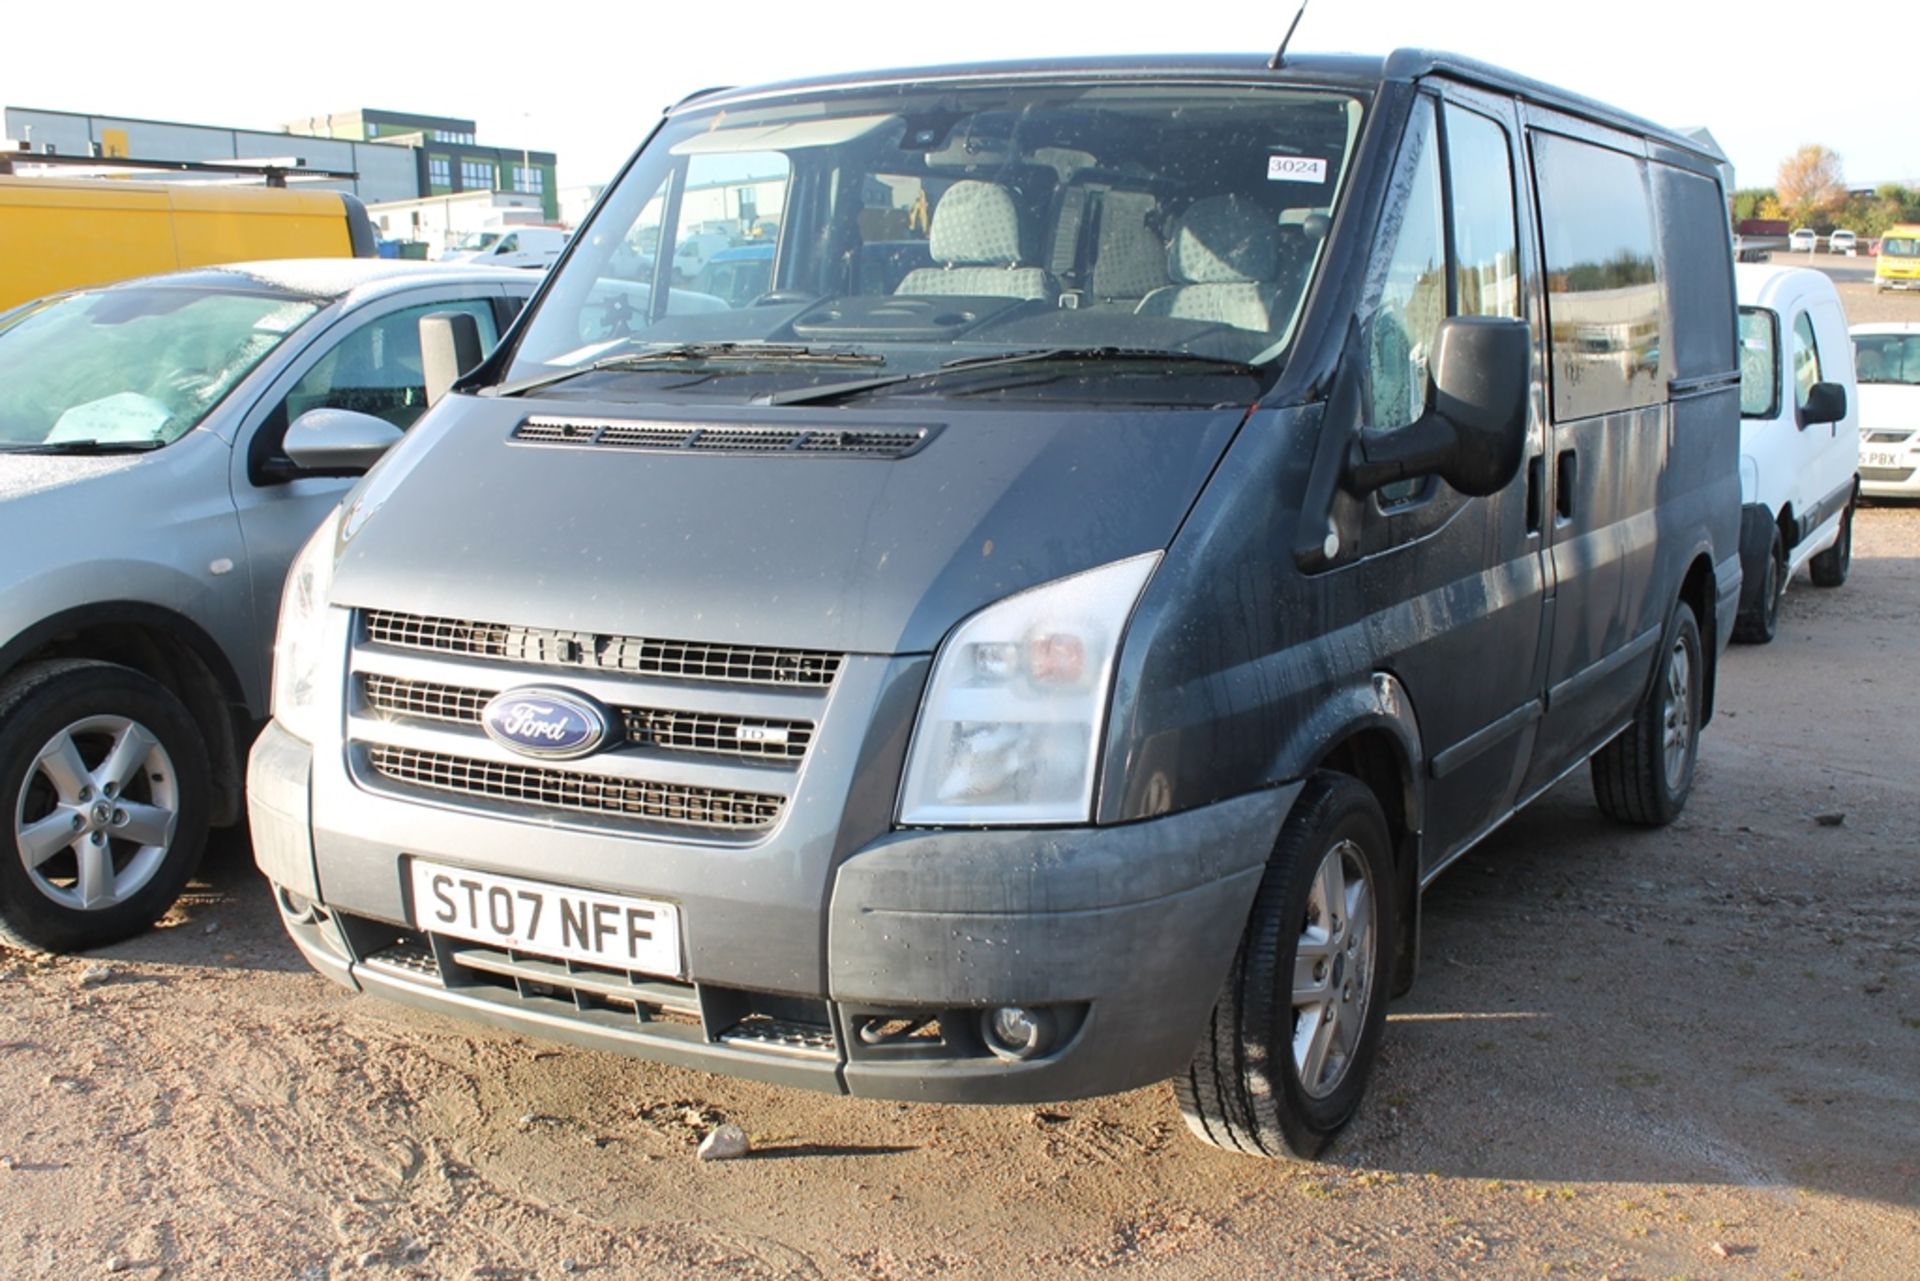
[0,265,1914,1279]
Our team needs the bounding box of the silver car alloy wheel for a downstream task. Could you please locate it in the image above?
[14,714,179,911]
[1291,838,1377,1099]
[1662,639,1693,792]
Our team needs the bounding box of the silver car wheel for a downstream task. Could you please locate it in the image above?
[14,715,179,912]
[1662,639,1693,792]
[1291,838,1377,1100]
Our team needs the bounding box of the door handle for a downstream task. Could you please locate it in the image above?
[1555,449,1577,521]
[1527,455,1546,533]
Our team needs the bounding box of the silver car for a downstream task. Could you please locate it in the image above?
[0,260,534,952]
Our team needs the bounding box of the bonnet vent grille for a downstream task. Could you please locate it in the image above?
[513,416,934,459]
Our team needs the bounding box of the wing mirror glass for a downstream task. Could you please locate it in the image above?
[1347,315,1530,499]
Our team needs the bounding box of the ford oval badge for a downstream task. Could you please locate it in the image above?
[480,688,610,760]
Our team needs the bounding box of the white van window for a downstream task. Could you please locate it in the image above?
[1738,308,1779,418]
[1791,312,1823,413]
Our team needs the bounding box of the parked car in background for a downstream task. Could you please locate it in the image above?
[1788,227,1817,252]
[1733,265,1859,642]
[0,176,375,312]
[252,49,1742,1161]
[669,231,733,283]
[1874,224,1920,292]
[690,243,774,307]
[0,260,533,953]
[1828,229,1858,257]
[1851,322,1920,497]
[440,226,568,270]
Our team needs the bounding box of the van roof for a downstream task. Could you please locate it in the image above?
[673,50,1722,164]
[1735,262,1843,311]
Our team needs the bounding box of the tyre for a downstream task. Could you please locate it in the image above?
[1176,771,1395,1159]
[1809,493,1854,587]
[1732,525,1784,644]
[1591,601,1702,827]
[0,660,210,954]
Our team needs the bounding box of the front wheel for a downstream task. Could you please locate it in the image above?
[0,660,210,953]
[1591,602,1702,827]
[1809,493,1854,587]
[1733,525,1784,644]
[1176,772,1396,1159]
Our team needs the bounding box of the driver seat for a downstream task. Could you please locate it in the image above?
[895,181,1057,301]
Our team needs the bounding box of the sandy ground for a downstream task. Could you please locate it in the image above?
[1,268,1916,1281]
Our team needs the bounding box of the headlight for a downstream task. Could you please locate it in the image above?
[271,507,343,745]
[897,552,1160,826]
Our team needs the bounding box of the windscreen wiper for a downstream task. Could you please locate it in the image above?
[758,347,1260,407]
[491,342,885,398]
[0,438,166,455]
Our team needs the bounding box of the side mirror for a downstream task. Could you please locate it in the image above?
[1347,316,1530,499]
[421,310,485,408]
[284,408,402,475]
[1800,380,1847,427]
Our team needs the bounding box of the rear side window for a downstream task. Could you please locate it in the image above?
[1738,307,1778,418]
[1532,132,1668,421]
[1650,163,1735,380]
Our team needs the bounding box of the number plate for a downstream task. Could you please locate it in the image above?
[1865,450,1899,467]
[409,859,682,977]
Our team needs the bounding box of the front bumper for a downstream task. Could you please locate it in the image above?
[249,719,1299,1103]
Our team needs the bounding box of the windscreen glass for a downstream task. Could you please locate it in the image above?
[0,287,321,449]
[1853,332,1920,385]
[507,81,1366,394]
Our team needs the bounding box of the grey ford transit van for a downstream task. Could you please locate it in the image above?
[250,51,1742,1158]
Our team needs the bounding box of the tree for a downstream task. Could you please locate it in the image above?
[1777,145,1847,226]
[1732,188,1772,223]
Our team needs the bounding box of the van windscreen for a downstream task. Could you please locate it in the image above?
[507,82,1366,397]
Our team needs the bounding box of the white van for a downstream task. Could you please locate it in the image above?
[1851,322,1920,497]
[1733,264,1860,641]
[440,226,568,270]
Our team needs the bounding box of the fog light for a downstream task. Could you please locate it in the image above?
[982,1005,1057,1061]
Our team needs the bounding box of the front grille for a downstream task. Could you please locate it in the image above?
[1862,465,1916,483]
[368,745,783,831]
[361,674,813,761]
[719,1015,837,1059]
[513,415,934,459]
[363,610,842,688]
[362,674,489,724]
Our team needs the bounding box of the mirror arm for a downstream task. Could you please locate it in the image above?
[1344,411,1456,496]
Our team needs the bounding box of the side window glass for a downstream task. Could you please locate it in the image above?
[1792,312,1823,412]
[1738,308,1778,418]
[1532,132,1668,421]
[1366,98,1445,440]
[1444,104,1519,319]
[496,234,519,254]
[280,299,500,433]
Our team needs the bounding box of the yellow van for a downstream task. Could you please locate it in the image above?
[0,177,375,311]
[1875,223,1920,292]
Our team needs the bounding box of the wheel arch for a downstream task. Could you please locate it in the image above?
[1677,552,1720,727]
[0,603,252,827]
[1293,673,1425,998]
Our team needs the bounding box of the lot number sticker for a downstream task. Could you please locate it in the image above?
[1268,155,1329,184]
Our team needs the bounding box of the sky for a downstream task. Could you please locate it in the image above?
[6,0,1905,194]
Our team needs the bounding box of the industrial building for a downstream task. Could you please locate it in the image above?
[3,105,558,222]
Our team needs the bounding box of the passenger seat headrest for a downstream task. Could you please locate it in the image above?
[929,180,1026,267]
[1167,195,1280,285]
